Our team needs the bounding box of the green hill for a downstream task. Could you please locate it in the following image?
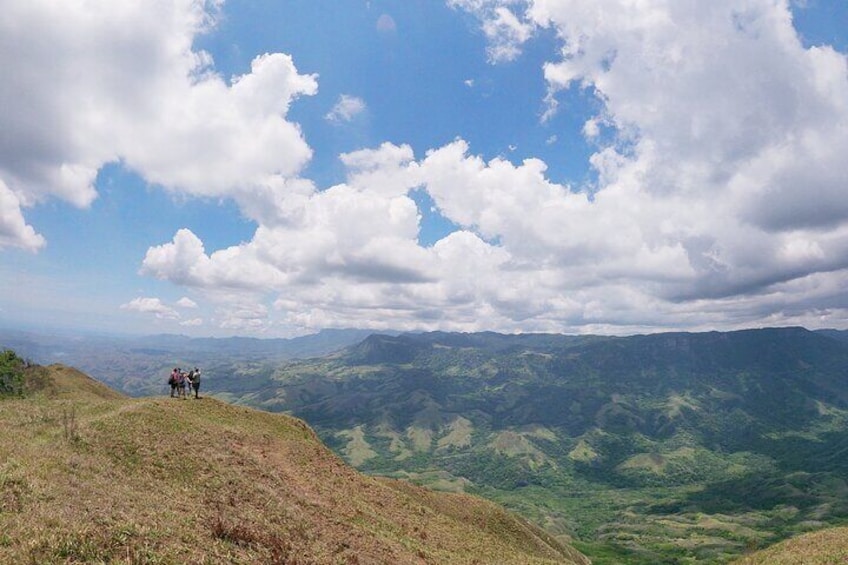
[731,526,848,564]
[215,327,848,563]
[0,359,587,564]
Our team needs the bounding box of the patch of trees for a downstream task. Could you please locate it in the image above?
[0,349,25,397]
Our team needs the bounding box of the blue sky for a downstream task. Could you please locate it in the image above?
[1,0,848,337]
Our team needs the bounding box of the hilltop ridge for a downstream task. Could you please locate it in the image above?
[0,362,587,564]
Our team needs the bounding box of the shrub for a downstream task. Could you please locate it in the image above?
[0,349,25,397]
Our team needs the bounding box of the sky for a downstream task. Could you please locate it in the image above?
[1,0,848,338]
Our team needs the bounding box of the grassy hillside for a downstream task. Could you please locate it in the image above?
[731,527,848,564]
[0,362,587,564]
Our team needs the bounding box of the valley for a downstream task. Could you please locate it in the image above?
[6,326,848,563]
[216,328,848,563]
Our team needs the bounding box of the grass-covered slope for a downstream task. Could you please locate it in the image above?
[731,527,848,564]
[0,362,587,564]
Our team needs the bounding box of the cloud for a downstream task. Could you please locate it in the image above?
[376,14,397,34]
[141,229,211,287]
[219,302,271,332]
[10,0,848,335]
[581,119,599,139]
[120,297,180,320]
[144,1,848,334]
[142,144,430,295]
[141,139,668,332]
[325,95,367,123]
[427,1,848,322]
[120,295,201,329]
[0,179,45,251]
[0,0,317,250]
[341,142,422,196]
[176,297,198,309]
[141,228,286,290]
[448,0,534,62]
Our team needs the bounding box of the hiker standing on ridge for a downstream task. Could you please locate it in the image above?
[168,368,180,397]
[191,367,201,399]
[176,369,187,399]
[182,368,192,398]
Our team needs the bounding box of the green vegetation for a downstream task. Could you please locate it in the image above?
[218,328,848,563]
[0,358,587,564]
[731,526,848,564]
[0,349,25,397]
[8,328,848,562]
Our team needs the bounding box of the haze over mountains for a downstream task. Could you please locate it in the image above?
[0,327,379,397]
[5,326,848,563]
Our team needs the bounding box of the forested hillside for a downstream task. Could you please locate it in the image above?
[218,327,848,563]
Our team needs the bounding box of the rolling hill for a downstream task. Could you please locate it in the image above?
[731,526,848,564]
[215,327,848,563]
[0,355,587,564]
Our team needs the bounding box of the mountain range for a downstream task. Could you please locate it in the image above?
[211,327,848,564]
[5,326,848,563]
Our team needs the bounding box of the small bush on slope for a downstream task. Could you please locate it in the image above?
[0,349,24,397]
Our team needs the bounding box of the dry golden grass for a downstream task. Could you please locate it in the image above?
[0,364,588,564]
[732,526,848,565]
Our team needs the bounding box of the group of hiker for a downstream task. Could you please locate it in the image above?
[168,367,201,399]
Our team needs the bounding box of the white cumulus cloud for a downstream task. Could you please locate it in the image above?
[120,297,180,320]
[431,0,848,331]
[0,179,45,251]
[0,0,317,250]
[448,0,534,62]
[325,94,367,123]
[176,297,198,309]
[10,0,848,335]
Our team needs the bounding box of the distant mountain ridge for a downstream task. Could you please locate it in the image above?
[0,327,379,358]
[0,327,383,396]
[215,326,848,564]
[7,325,848,562]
